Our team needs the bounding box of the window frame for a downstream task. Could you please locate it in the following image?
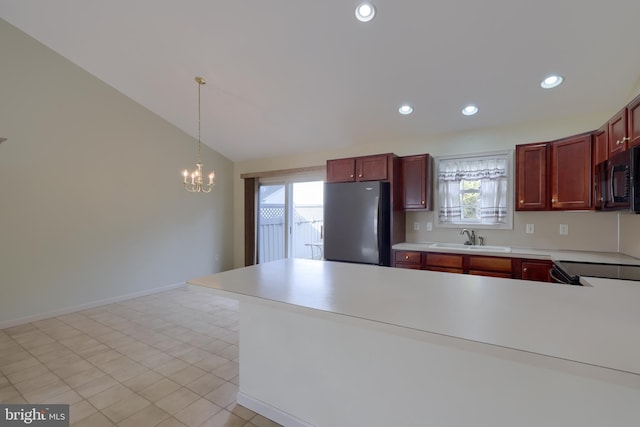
[434,150,514,230]
[242,166,326,266]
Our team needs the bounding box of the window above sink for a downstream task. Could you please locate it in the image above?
[435,150,514,230]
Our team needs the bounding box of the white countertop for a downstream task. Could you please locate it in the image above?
[189,259,640,376]
[393,242,640,264]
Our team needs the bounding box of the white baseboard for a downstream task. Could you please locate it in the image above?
[0,282,187,330]
[237,392,315,427]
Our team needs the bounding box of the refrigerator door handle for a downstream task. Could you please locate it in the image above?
[374,195,381,254]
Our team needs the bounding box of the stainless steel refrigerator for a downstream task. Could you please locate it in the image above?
[324,181,391,266]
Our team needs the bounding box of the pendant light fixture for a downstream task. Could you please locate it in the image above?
[183,76,215,193]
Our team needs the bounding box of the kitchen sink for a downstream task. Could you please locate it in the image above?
[468,245,512,253]
[429,242,512,253]
[428,243,470,250]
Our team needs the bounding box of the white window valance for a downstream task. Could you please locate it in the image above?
[438,157,508,181]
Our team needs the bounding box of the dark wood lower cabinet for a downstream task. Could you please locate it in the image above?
[424,253,464,272]
[394,251,422,269]
[468,255,512,277]
[427,266,465,274]
[515,259,553,282]
[392,250,553,283]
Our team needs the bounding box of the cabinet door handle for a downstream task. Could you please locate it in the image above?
[358,174,363,178]
[519,200,524,204]
[551,198,557,203]
[616,140,622,146]
[622,137,630,142]
[349,174,354,178]
[405,255,409,260]
[523,268,528,272]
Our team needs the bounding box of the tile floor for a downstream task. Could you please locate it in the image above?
[0,285,282,427]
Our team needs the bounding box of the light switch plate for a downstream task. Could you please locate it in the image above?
[426,222,433,231]
[559,224,569,235]
[413,222,420,231]
[525,224,534,234]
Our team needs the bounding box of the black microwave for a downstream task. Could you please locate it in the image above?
[597,146,640,213]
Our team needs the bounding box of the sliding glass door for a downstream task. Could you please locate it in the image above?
[257,180,323,263]
[258,184,287,262]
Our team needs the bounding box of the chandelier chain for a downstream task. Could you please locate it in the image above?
[182,76,215,193]
[197,78,202,163]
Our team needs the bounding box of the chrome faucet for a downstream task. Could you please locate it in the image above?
[460,229,476,246]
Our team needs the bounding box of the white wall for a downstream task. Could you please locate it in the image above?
[234,111,630,266]
[0,20,234,325]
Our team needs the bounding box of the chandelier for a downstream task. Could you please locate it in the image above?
[183,76,215,193]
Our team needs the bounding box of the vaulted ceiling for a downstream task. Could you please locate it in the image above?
[2,1,640,162]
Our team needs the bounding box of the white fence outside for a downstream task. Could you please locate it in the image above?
[258,205,323,263]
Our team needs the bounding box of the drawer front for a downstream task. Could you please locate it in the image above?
[425,266,464,274]
[425,253,464,269]
[394,251,422,264]
[468,256,512,273]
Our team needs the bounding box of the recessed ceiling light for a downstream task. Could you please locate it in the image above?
[398,104,413,115]
[355,2,376,22]
[540,75,564,89]
[462,105,478,116]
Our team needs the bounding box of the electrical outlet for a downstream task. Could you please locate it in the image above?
[525,224,534,234]
[559,224,569,235]
[426,222,433,231]
[413,222,420,231]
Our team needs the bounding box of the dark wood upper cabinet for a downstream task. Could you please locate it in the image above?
[516,143,548,211]
[550,133,592,210]
[628,94,640,149]
[608,107,629,156]
[516,135,592,211]
[356,154,389,181]
[592,124,609,168]
[326,158,356,183]
[401,154,432,210]
[326,154,390,183]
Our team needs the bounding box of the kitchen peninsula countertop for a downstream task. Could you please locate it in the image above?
[393,242,640,265]
[189,258,640,377]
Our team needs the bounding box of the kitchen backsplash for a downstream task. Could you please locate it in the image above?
[619,213,640,258]
[405,210,622,253]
